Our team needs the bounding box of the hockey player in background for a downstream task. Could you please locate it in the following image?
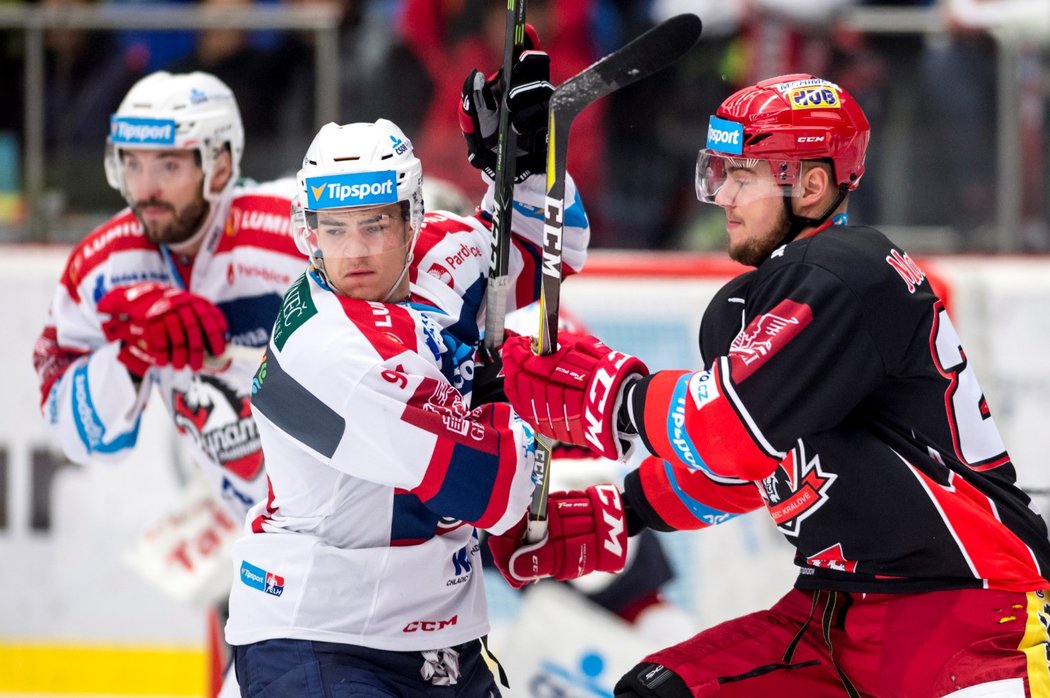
[225,47,592,696]
[31,70,304,694]
[33,70,302,525]
[490,73,1050,697]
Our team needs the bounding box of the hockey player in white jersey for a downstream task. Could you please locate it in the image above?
[225,54,591,696]
[33,70,303,523]
[31,71,304,695]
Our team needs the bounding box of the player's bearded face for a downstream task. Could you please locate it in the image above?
[713,159,791,267]
[123,150,211,246]
[313,204,412,301]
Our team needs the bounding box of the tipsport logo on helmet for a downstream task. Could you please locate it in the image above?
[706,116,744,155]
[306,170,398,210]
[109,116,176,145]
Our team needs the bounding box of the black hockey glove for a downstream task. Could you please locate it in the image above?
[459,25,553,182]
[614,663,691,698]
[470,344,507,408]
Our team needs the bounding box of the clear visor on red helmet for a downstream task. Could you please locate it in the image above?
[695,150,803,205]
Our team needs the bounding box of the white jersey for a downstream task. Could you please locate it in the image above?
[225,175,590,651]
[33,179,304,521]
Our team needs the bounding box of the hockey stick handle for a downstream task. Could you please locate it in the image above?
[536,13,703,356]
[528,13,703,542]
[483,0,528,354]
[526,434,553,542]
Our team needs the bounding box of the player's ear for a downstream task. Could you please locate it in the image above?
[209,148,233,194]
[799,161,832,206]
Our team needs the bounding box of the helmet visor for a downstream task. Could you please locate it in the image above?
[304,204,411,260]
[695,150,802,205]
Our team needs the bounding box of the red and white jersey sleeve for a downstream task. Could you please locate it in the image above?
[32,178,303,520]
[411,174,589,329]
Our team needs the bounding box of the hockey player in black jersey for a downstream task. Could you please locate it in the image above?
[488,73,1050,697]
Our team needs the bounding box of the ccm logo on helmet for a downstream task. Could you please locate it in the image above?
[706,116,744,155]
[109,117,176,145]
[305,171,398,209]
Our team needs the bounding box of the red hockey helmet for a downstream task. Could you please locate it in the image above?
[696,74,870,204]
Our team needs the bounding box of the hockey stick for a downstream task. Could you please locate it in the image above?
[526,13,704,541]
[535,12,704,355]
[482,0,528,356]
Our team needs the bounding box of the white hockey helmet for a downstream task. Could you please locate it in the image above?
[292,120,424,281]
[104,71,245,203]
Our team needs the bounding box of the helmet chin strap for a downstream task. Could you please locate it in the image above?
[382,224,421,303]
[381,249,414,303]
[778,183,849,247]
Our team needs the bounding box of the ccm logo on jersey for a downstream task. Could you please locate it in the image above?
[403,615,458,632]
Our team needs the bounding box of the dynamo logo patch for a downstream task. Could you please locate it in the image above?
[240,560,285,597]
[109,116,176,145]
[305,171,397,209]
[706,116,744,155]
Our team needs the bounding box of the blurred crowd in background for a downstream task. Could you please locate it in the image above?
[0,0,1048,252]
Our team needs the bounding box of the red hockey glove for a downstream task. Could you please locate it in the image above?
[98,282,228,376]
[460,24,552,182]
[487,484,629,589]
[501,332,648,460]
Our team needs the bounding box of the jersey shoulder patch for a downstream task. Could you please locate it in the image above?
[217,188,298,256]
[272,273,318,351]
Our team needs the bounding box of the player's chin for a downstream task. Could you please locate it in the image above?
[334,276,379,300]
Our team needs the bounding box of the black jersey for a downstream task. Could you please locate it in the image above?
[625,225,1050,593]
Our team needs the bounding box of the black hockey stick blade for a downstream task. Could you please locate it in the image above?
[552,13,703,119]
[535,13,703,356]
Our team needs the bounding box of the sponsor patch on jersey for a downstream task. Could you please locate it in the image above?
[109,116,177,145]
[239,560,285,596]
[305,170,397,209]
[272,274,317,351]
[706,116,744,155]
[786,85,842,110]
[426,262,454,288]
[688,369,720,410]
[667,375,708,473]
